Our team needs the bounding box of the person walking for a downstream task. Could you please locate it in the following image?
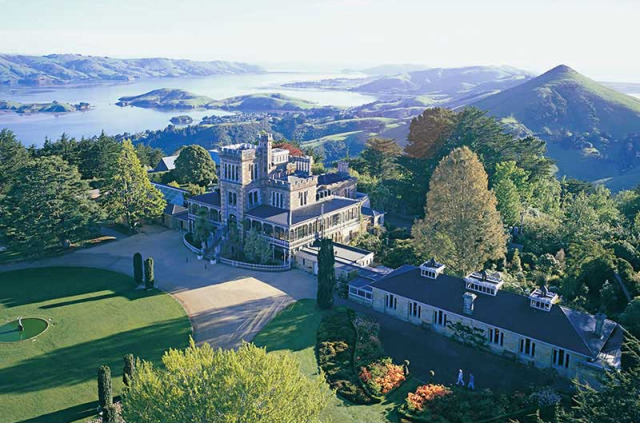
[456,369,464,386]
[468,373,475,390]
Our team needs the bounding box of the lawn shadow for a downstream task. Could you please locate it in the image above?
[0,267,151,309]
[0,318,190,395]
[16,395,122,423]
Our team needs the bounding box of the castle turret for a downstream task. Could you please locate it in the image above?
[258,133,273,177]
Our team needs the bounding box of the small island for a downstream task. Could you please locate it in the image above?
[170,115,193,125]
[0,100,90,114]
[116,88,322,112]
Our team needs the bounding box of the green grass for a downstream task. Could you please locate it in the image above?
[0,267,191,423]
[253,300,419,423]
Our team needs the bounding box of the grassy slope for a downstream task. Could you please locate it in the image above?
[474,65,640,136]
[117,88,216,109]
[0,267,191,423]
[253,300,419,423]
[0,100,80,113]
[213,92,319,111]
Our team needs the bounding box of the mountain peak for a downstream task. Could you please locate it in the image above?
[545,64,577,76]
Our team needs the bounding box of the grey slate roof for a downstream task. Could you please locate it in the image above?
[154,155,178,172]
[163,204,188,216]
[361,207,384,218]
[190,192,221,207]
[246,197,360,226]
[370,265,621,357]
[317,172,351,185]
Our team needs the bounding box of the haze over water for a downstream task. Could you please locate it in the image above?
[0,72,374,147]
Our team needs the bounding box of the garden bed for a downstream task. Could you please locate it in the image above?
[398,384,563,423]
[316,308,376,405]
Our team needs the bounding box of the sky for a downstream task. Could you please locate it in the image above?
[0,0,638,81]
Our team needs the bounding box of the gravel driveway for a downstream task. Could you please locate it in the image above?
[0,226,317,349]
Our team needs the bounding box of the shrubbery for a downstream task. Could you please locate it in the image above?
[316,310,373,404]
[98,365,112,409]
[359,357,406,395]
[144,258,154,289]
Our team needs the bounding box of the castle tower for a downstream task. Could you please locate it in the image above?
[258,133,273,178]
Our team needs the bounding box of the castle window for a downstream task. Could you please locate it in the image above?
[519,338,536,357]
[228,191,237,206]
[553,349,570,368]
[434,309,447,326]
[489,328,504,346]
[385,294,397,310]
[409,301,421,318]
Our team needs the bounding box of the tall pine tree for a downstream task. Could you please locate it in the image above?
[412,147,506,275]
[101,140,165,233]
[317,238,336,309]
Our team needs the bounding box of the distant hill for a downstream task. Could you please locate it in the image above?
[213,93,319,111]
[0,100,90,114]
[352,66,533,100]
[117,89,324,112]
[358,64,430,76]
[0,54,263,86]
[474,65,640,185]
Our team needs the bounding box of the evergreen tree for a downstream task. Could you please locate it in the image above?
[493,177,521,226]
[173,145,217,187]
[405,108,457,159]
[0,156,100,255]
[193,209,213,250]
[622,298,640,338]
[144,258,155,289]
[359,137,402,180]
[244,227,273,264]
[133,252,143,285]
[103,404,118,423]
[317,238,336,309]
[0,129,28,197]
[511,248,523,273]
[121,341,329,423]
[101,140,165,233]
[412,147,506,275]
[98,365,112,409]
[123,354,135,386]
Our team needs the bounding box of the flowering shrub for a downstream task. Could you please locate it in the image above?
[529,387,561,407]
[359,357,406,395]
[353,316,384,368]
[406,384,452,411]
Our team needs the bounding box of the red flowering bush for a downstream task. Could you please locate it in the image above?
[359,357,406,395]
[406,384,452,412]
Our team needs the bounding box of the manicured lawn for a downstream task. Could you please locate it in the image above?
[253,300,419,423]
[0,267,192,423]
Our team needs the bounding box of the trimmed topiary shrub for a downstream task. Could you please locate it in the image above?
[123,354,135,386]
[98,365,112,409]
[144,258,154,289]
[133,253,143,285]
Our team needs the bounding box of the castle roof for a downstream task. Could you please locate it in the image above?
[370,265,621,358]
[246,197,359,226]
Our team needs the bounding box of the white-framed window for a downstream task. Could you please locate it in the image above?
[553,348,570,368]
[519,338,536,357]
[434,309,447,326]
[409,301,421,318]
[489,328,504,346]
[384,294,397,310]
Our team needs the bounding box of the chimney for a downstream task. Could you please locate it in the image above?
[594,312,606,338]
[463,292,477,315]
[338,161,349,175]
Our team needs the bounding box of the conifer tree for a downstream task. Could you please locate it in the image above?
[98,365,112,409]
[493,177,521,226]
[317,238,336,308]
[412,147,506,275]
[123,353,135,386]
[173,145,217,187]
[101,140,165,233]
[133,252,143,285]
[144,258,154,289]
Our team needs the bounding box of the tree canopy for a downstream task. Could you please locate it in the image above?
[173,145,217,187]
[412,147,506,275]
[121,341,329,423]
[101,140,165,232]
[0,155,100,255]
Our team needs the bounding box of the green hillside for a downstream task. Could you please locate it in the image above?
[116,89,216,110]
[213,93,319,111]
[0,100,89,113]
[474,65,640,187]
[474,65,640,137]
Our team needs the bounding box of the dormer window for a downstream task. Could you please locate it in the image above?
[528,286,558,311]
[464,270,504,296]
[420,258,445,279]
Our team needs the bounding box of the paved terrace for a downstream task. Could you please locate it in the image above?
[0,226,317,350]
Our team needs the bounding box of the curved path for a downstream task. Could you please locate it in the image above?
[0,226,317,349]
